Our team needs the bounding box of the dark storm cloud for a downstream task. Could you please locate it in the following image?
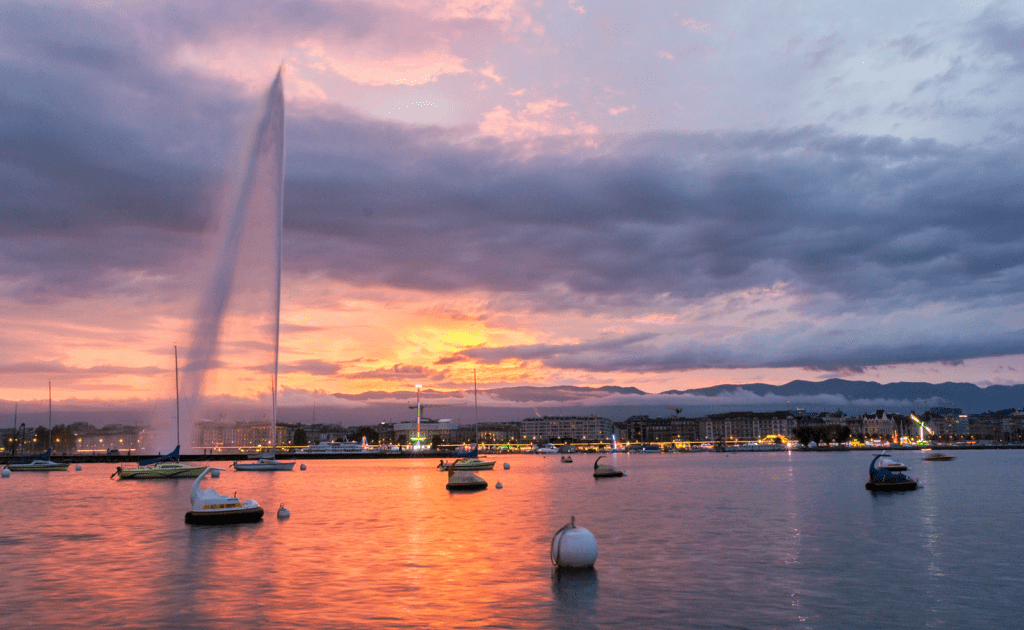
[4,1,1024,378]
[283,123,1024,316]
[438,328,1024,374]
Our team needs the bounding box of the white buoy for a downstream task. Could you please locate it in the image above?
[496,481,503,489]
[503,462,510,470]
[300,463,306,470]
[277,503,290,518]
[551,516,598,569]
[1,468,10,478]
[75,464,82,471]
[211,469,220,478]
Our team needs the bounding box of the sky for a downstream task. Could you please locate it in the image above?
[2,0,1024,419]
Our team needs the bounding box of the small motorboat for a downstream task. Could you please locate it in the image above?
[561,455,573,463]
[924,452,955,461]
[445,469,487,491]
[876,451,907,471]
[185,467,265,525]
[232,456,295,471]
[866,453,917,491]
[593,456,624,478]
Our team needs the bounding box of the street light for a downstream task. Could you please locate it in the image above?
[415,384,423,449]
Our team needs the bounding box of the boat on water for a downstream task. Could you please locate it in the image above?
[116,348,206,480]
[439,443,495,471]
[593,456,624,478]
[536,443,558,454]
[234,456,295,471]
[561,455,573,463]
[8,384,68,472]
[299,441,369,454]
[924,452,955,461]
[876,451,907,471]
[6,450,69,472]
[115,446,206,479]
[185,467,264,525]
[445,469,488,491]
[865,453,917,491]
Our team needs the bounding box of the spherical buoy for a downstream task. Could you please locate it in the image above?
[75,464,83,471]
[300,463,307,470]
[1,468,10,478]
[277,503,290,518]
[211,469,220,478]
[551,516,598,569]
[503,462,511,470]
[496,481,503,489]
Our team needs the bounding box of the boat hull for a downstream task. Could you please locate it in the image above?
[451,459,495,471]
[865,480,917,491]
[233,460,295,471]
[185,506,265,525]
[6,461,69,472]
[117,463,207,479]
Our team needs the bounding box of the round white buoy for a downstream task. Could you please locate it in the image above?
[1,468,10,478]
[211,469,220,478]
[503,462,511,470]
[277,503,290,518]
[551,516,598,569]
[75,464,83,471]
[300,463,307,470]
[496,481,503,489]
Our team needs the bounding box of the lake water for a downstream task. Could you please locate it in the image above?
[1,450,1021,629]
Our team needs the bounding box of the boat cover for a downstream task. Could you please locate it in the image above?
[139,445,180,467]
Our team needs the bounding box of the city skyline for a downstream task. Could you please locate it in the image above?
[2,1,1024,413]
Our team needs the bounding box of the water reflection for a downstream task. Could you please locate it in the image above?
[2,453,1023,629]
[551,567,598,606]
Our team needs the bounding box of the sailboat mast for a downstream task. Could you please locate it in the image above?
[474,369,479,445]
[174,345,180,458]
[48,381,52,452]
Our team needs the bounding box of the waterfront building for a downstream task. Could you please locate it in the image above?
[192,419,289,451]
[73,423,142,454]
[391,420,460,445]
[520,415,613,442]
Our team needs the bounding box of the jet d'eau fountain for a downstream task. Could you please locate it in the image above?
[172,68,286,454]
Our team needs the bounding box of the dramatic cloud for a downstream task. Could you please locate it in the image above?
[2,0,1024,407]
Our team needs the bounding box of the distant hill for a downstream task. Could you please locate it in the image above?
[663,378,1024,414]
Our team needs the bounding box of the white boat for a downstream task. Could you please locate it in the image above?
[877,451,907,471]
[6,452,68,472]
[233,456,295,471]
[299,441,368,454]
[8,384,68,472]
[536,443,558,454]
[115,348,206,479]
[185,467,264,524]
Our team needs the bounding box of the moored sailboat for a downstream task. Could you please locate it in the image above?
[115,347,206,479]
[6,384,68,472]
